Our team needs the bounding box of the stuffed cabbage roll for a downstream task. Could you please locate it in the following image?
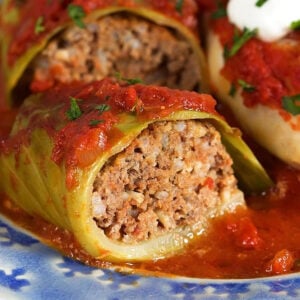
[203,0,300,168]
[0,78,272,262]
[0,0,209,107]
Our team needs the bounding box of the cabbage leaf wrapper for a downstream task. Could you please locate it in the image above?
[0,79,272,262]
[0,0,208,107]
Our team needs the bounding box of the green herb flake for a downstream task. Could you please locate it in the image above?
[238,79,256,92]
[224,27,257,59]
[89,119,104,127]
[255,0,268,7]
[229,83,237,97]
[232,27,241,43]
[34,16,45,35]
[67,4,86,28]
[115,72,143,85]
[66,97,82,120]
[95,104,110,113]
[282,94,300,115]
[291,20,300,30]
[175,0,184,13]
[211,1,227,19]
[125,78,143,85]
[294,259,300,268]
[212,7,226,19]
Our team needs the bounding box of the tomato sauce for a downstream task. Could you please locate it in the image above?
[209,6,300,115]
[1,1,300,279]
[139,161,300,278]
[1,141,300,279]
[0,83,300,278]
[1,79,217,189]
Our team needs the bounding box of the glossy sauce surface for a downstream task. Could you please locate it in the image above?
[139,161,300,278]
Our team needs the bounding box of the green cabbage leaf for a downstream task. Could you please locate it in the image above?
[0,91,272,262]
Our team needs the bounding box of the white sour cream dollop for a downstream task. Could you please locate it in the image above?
[227,0,300,42]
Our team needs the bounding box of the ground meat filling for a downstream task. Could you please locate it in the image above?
[92,120,244,244]
[30,14,201,91]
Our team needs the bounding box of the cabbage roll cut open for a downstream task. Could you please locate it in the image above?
[1,0,208,107]
[0,79,272,262]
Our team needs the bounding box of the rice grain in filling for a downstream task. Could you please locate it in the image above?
[29,14,202,92]
[92,120,245,244]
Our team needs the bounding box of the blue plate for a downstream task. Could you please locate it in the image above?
[0,215,299,300]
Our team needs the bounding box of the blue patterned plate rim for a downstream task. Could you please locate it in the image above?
[1,213,300,300]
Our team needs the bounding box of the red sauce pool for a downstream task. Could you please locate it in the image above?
[139,161,300,278]
[1,102,300,279]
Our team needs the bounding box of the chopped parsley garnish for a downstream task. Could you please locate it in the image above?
[291,20,300,30]
[175,0,184,13]
[229,83,237,97]
[255,0,268,7]
[66,97,82,120]
[67,4,86,28]
[115,72,143,85]
[89,119,104,127]
[34,16,45,34]
[212,7,226,19]
[125,78,143,85]
[282,94,300,115]
[212,1,227,19]
[294,259,300,268]
[224,27,257,59]
[95,104,110,113]
[238,79,256,92]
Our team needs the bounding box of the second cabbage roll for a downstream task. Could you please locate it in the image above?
[0,79,272,262]
[1,0,208,107]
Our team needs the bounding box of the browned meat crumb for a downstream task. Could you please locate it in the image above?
[30,14,201,91]
[92,120,244,244]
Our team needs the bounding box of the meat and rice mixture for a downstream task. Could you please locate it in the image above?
[30,14,201,91]
[92,120,244,244]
